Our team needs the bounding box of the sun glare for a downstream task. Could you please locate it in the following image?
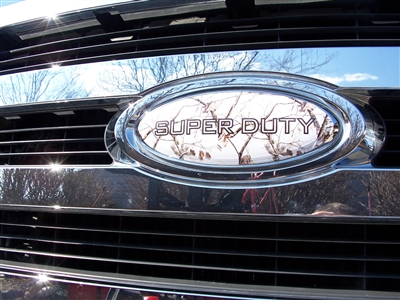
[36,274,49,283]
[50,163,61,171]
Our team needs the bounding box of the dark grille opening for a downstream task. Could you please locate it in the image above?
[370,97,400,167]
[358,27,400,40]
[0,108,115,165]
[1,210,400,295]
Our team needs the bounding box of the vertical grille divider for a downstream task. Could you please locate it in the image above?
[9,119,16,166]
[117,216,122,274]
[277,20,281,42]
[356,18,359,40]
[191,219,197,281]
[363,224,367,290]
[275,222,279,286]
[62,115,68,153]
[52,213,57,268]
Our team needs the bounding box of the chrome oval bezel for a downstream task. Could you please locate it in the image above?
[109,71,366,188]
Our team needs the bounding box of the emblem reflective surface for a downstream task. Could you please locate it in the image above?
[138,92,338,166]
[110,72,366,188]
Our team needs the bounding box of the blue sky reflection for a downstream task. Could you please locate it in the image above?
[0,47,399,106]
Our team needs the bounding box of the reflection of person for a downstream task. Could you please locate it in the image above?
[311,202,358,216]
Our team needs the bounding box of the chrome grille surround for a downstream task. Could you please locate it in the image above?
[1,0,400,299]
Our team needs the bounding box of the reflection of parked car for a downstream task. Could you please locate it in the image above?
[1,1,400,299]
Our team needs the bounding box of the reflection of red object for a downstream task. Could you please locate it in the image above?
[67,284,109,300]
[241,173,279,214]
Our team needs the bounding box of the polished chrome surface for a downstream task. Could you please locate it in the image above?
[0,48,395,213]
[0,56,396,215]
[1,0,400,298]
[1,47,399,106]
[1,168,399,216]
[108,71,372,188]
[1,272,399,300]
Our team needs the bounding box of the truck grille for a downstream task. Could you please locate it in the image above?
[370,96,400,167]
[0,107,115,165]
[1,209,400,297]
[1,2,400,75]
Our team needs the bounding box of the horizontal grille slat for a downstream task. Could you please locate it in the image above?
[2,210,400,293]
[2,6,400,75]
[2,25,396,68]
[3,247,400,280]
[0,108,115,165]
[0,137,104,146]
[0,151,109,156]
[4,221,400,245]
[0,124,106,134]
[6,12,399,53]
[3,233,400,263]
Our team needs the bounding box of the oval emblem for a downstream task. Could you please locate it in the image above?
[109,72,366,188]
[137,91,337,166]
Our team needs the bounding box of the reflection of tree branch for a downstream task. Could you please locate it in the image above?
[238,133,254,164]
[265,135,279,161]
[264,49,338,74]
[225,93,241,119]
[218,92,243,139]
[317,115,328,140]
[91,186,106,207]
[226,136,239,156]
[173,136,180,155]
[141,127,154,140]
[1,67,89,105]
[170,104,197,121]
[153,135,161,149]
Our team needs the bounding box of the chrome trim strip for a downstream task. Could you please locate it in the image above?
[0,151,109,156]
[1,168,399,217]
[0,137,104,145]
[0,125,107,134]
[2,262,400,300]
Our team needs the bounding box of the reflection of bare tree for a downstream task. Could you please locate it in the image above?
[119,174,149,209]
[273,172,364,214]
[99,49,338,96]
[262,49,338,74]
[362,172,400,216]
[239,171,365,215]
[62,170,112,207]
[0,169,112,207]
[99,52,259,94]
[0,67,89,105]
[0,169,64,205]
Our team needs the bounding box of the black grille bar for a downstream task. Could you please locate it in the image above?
[0,108,116,165]
[1,210,400,294]
[1,3,400,75]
